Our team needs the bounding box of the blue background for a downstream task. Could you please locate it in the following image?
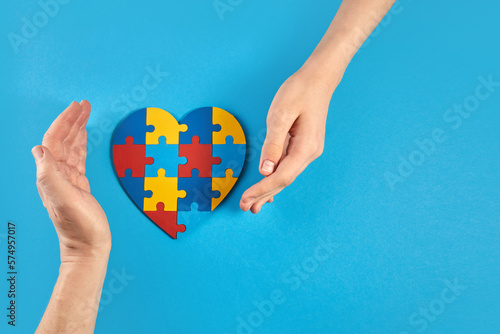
[1,0,499,333]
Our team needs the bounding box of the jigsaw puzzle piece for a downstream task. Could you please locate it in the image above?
[113,108,154,145]
[179,107,221,144]
[178,169,221,211]
[145,136,187,177]
[113,136,154,177]
[212,136,246,177]
[212,107,246,144]
[179,136,221,178]
[144,203,185,239]
[119,169,152,210]
[144,169,186,211]
[211,169,238,210]
[145,107,188,145]
[177,203,212,238]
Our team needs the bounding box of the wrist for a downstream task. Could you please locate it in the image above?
[60,244,111,267]
[299,52,347,95]
[59,253,109,286]
[59,255,109,273]
[58,232,111,263]
[51,257,109,324]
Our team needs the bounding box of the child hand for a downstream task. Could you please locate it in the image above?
[240,68,341,213]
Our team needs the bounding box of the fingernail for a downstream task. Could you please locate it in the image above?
[32,146,44,162]
[262,160,275,173]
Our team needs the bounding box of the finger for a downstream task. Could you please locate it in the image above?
[43,101,82,160]
[62,101,90,172]
[240,181,282,210]
[78,100,91,127]
[252,138,313,198]
[242,185,282,212]
[250,194,277,214]
[259,110,296,176]
[75,128,87,175]
[73,102,91,172]
[64,102,89,150]
[241,138,312,211]
[250,199,267,214]
[65,103,89,147]
[32,145,74,207]
[44,101,82,143]
[66,126,87,170]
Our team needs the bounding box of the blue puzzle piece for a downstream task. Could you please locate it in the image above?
[113,108,155,145]
[177,203,212,238]
[119,169,152,210]
[145,136,187,177]
[212,136,246,177]
[179,107,221,144]
[178,169,221,211]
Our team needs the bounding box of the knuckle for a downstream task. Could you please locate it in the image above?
[306,137,324,159]
[266,107,284,124]
[263,140,283,157]
[296,144,310,156]
[267,109,292,131]
[313,143,324,159]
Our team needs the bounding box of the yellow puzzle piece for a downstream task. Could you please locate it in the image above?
[146,107,188,144]
[212,107,246,144]
[211,169,238,210]
[144,169,186,211]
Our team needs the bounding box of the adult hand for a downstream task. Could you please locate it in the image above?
[240,67,342,213]
[32,101,111,262]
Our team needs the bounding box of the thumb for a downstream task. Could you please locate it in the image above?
[32,146,73,205]
[259,116,293,176]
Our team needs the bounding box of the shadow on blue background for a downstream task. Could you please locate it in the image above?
[1,0,499,333]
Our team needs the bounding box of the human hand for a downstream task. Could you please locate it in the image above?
[32,101,111,263]
[240,67,342,213]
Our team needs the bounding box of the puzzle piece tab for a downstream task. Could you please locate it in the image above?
[212,136,246,177]
[144,203,186,239]
[178,169,221,211]
[179,136,221,178]
[212,107,246,144]
[144,169,186,211]
[113,136,154,177]
[145,136,187,177]
[177,203,212,238]
[146,107,188,145]
[113,108,154,145]
[119,169,153,210]
[179,107,221,144]
[211,169,237,210]
[112,105,247,239]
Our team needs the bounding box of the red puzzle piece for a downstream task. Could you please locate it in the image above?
[113,136,154,177]
[144,203,186,239]
[179,136,221,177]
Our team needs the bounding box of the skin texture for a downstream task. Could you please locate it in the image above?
[33,0,396,331]
[33,101,111,334]
[240,0,396,213]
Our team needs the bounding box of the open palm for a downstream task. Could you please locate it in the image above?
[33,101,110,262]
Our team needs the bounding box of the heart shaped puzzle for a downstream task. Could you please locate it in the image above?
[112,107,246,239]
